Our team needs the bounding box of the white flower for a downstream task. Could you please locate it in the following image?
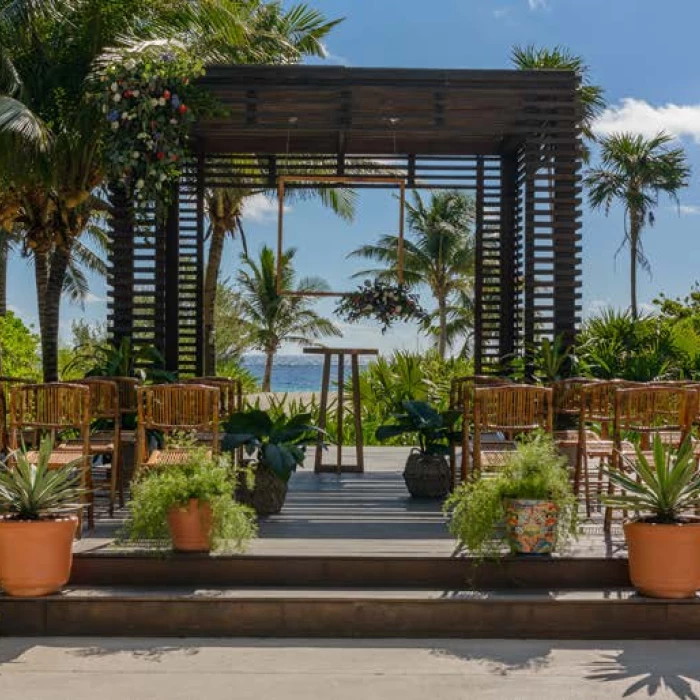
[110,82,118,92]
[111,121,119,130]
[113,93,122,103]
[170,118,177,125]
[132,89,140,97]
[135,179,145,189]
[121,112,129,120]
[125,59,136,71]
[132,151,140,159]
[159,173,167,182]
[150,98,158,107]
[158,98,166,107]
[137,132,148,139]
[102,105,108,114]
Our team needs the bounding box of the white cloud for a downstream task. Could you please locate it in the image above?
[241,193,290,223]
[320,42,350,67]
[84,292,105,304]
[595,98,700,143]
[528,0,547,9]
[492,7,510,19]
[678,205,700,216]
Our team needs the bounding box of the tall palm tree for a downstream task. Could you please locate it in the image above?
[585,132,690,318]
[511,45,606,160]
[203,172,355,375]
[238,245,340,391]
[349,190,475,359]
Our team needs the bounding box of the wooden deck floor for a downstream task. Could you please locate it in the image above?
[77,447,626,559]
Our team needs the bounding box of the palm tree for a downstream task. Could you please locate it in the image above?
[349,190,475,359]
[203,171,355,375]
[511,45,606,160]
[238,245,340,391]
[585,132,690,318]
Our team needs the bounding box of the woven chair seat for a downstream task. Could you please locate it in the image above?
[25,447,88,469]
[57,438,115,454]
[145,448,212,468]
[478,441,518,469]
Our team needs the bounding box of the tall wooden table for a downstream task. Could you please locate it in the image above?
[303,347,379,473]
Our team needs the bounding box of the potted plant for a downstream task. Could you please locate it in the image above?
[445,433,577,556]
[222,410,324,516]
[0,439,83,597]
[376,401,461,499]
[125,449,257,553]
[604,436,700,599]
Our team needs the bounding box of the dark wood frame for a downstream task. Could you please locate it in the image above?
[107,66,582,376]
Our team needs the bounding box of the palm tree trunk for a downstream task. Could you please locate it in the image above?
[629,215,639,319]
[262,350,275,392]
[38,246,69,382]
[0,233,8,317]
[437,296,448,360]
[203,221,226,375]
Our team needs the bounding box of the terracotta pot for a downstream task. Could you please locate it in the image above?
[167,499,212,552]
[624,521,700,599]
[504,498,559,555]
[403,452,452,499]
[0,516,78,597]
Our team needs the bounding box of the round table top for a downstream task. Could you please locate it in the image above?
[303,347,379,356]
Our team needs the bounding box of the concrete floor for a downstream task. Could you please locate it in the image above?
[1,638,699,699]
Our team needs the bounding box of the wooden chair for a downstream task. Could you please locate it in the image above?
[469,385,553,477]
[8,383,94,530]
[576,380,640,516]
[606,386,698,530]
[56,379,122,515]
[135,384,220,474]
[449,375,511,485]
[0,376,31,453]
[182,377,243,423]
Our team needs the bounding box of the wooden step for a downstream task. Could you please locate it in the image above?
[2,587,698,638]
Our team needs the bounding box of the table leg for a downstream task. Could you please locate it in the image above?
[351,354,364,473]
[315,353,332,472]
[336,354,345,474]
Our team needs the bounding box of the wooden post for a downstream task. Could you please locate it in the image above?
[314,353,332,471]
[351,354,364,472]
[336,354,345,473]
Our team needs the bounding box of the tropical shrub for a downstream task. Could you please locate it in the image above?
[0,312,41,378]
[444,434,577,556]
[124,449,256,552]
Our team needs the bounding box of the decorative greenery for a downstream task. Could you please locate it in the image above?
[603,436,700,524]
[335,279,427,333]
[94,48,204,205]
[444,434,577,556]
[376,401,460,456]
[222,409,324,482]
[0,439,84,520]
[124,449,257,552]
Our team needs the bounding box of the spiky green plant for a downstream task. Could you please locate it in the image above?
[603,436,700,524]
[0,438,84,519]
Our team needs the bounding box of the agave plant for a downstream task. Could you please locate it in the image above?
[604,436,700,523]
[0,439,84,520]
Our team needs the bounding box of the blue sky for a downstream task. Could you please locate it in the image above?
[6,0,700,354]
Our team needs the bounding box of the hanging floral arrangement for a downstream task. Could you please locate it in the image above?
[93,49,206,205]
[335,280,427,333]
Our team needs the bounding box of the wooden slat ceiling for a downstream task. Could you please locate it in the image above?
[193,65,580,156]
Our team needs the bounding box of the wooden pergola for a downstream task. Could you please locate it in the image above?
[107,65,582,375]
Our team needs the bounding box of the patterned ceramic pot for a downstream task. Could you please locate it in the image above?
[503,498,559,555]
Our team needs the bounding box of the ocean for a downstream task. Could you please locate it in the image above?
[240,354,372,392]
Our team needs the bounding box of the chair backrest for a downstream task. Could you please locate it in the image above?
[579,379,641,427]
[473,385,553,436]
[614,386,697,449]
[70,378,120,421]
[0,376,31,451]
[96,376,140,417]
[551,377,599,418]
[8,383,91,449]
[182,377,243,421]
[449,375,511,413]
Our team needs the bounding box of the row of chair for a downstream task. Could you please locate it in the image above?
[448,376,700,530]
[0,377,243,532]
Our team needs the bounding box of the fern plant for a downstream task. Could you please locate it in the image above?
[0,439,84,520]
